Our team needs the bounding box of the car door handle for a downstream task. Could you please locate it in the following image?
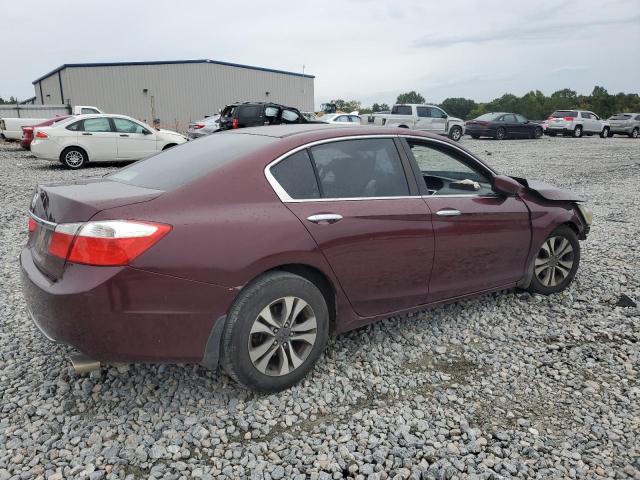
[436,209,462,217]
[82,132,92,136]
[307,213,343,224]
[119,134,129,137]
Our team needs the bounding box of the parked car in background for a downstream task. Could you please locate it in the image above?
[1,106,102,140]
[21,124,591,392]
[187,114,220,139]
[607,113,640,138]
[21,115,73,150]
[365,104,465,141]
[465,113,543,140]
[31,114,187,169]
[218,102,312,131]
[545,110,610,138]
[319,113,362,125]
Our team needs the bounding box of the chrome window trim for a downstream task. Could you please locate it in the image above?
[28,211,57,229]
[264,134,498,203]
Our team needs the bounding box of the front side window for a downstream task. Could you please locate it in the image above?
[428,107,446,119]
[281,109,300,123]
[589,113,599,120]
[113,118,148,134]
[309,139,409,198]
[334,115,350,122]
[636,115,640,121]
[82,118,111,132]
[503,114,516,122]
[416,106,429,118]
[581,112,590,119]
[81,108,100,114]
[407,140,493,196]
[271,150,320,199]
[515,114,528,123]
[238,105,262,120]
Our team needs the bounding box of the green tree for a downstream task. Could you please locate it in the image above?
[371,102,390,112]
[439,98,478,120]
[396,91,425,104]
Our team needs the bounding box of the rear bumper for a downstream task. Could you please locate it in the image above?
[545,127,573,135]
[20,247,237,363]
[30,140,60,160]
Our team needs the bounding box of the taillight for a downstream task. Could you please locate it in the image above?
[28,217,36,233]
[563,116,574,121]
[193,123,205,129]
[477,121,490,126]
[47,220,171,266]
[232,118,239,129]
[35,130,49,139]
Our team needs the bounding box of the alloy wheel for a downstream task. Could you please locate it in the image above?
[496,128,505,140]
[633,128,639,139]
[534,236,575,287]
[450,127,462,141]
[248,296,317,376]
[65,150,84,167]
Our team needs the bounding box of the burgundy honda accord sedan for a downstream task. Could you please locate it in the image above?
[21,125,592,392]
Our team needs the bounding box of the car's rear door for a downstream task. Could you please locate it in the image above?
[77,117,118,161]
[268,137,434,317]
[113,117,157,160]
[401,137,531,301]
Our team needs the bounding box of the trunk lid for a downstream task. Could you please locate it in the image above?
[28,178,163,280]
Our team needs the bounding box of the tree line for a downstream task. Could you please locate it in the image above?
[0,96,19,104]
[332,87,640,120]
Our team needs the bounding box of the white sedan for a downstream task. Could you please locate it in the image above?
[31,114,187,169]
[319,113,362,125]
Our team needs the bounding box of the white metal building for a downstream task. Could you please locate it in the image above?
[32,59,315,131]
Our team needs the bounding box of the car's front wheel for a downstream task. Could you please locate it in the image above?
[630,128,639,139]
[448,126,462,141]
[60,147,87,169]
[221,271,329,393]
[528,226,580,295]
[495,127,506,140]
[600,127,610,138]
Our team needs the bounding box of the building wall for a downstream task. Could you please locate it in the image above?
[33,62,314,131]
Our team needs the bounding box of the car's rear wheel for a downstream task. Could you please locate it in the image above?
[600,127,610,138]
[528,226,580,295]
[448,126,462,141]
[533,127,543,139]
[495,127,506,140]
[221,271,329,393]
[573,125,583,138]
[60,147,87,169]
[630,128,639,139]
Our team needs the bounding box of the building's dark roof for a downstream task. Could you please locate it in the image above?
[32,59,314,84]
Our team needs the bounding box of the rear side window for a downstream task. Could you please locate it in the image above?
[636,115,640,121]
[83,118,112,132]
[271,150,320,199]
[66,121,81,131]
[309,139,409,198]
[108,133,275,190]
[610,114,632,120]
[81,108,99,114]
[281,109,300,123]
[237,105,262,119]
[392,105,412,115]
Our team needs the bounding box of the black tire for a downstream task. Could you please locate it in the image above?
[495,127,506,140]
[528,225,580,295]
[471,135,480,139]
[573,125,583,138]
[630,128,639,139]
[600,127,610,138]
[221,271,330,393]
[60,147,87,169]
[448,126,463,141]
[533,127,543,139]
[162,143,177,150]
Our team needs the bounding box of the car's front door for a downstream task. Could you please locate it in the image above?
[269,137,434,317]
[112,117,157,160]
[402,138,531,301]
[514,114,530,137]
[427,107,448,134]
[502,114,519,137]
[77,117,118,161]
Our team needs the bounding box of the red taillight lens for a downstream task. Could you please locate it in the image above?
[232,118,239,129]
[563,116,574,121]
[193,123,205,129]
[35,130,49,139]
[28,217,37,233]
[48,220,171,266]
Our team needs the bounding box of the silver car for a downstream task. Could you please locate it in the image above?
[545,110,610,138]
[608,113,640,138]
[187,114,220,139]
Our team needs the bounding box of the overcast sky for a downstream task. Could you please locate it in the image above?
[2,0,639,107]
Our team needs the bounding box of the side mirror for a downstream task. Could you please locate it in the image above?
[493,175,524,196]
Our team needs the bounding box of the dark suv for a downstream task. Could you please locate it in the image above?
[218,102,310,130]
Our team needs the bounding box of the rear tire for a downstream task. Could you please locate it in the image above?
[448,126,462,142]
[528,225,580,295]
[600,127,610,138]
[221,271,329,393]
[60,147,87,169]
[573,125,583,138]
[630,128,639,139]
[495,127,506,140]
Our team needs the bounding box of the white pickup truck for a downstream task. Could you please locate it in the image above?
[364,104,465,141]
[0,105,103,140]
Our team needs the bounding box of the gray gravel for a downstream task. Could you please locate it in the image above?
[1,136,639,479]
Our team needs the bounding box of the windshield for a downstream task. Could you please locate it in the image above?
[610,114,632,120]
[108,133,276,190]
[474,113,502,121]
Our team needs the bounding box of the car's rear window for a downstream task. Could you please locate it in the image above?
[391,105,412,115]
[610,114,632,120]
[108,133,275,190]
[551,111,577,118]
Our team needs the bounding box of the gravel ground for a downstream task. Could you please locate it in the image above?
[1,136,638,480]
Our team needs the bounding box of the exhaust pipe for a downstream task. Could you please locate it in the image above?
[70,354,100,374]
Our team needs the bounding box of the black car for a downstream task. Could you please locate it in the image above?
[218,102,311,131]
[465,113,543,140]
